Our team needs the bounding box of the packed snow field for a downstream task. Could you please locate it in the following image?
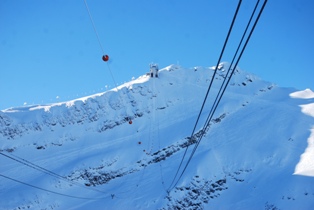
[1,63,314,209]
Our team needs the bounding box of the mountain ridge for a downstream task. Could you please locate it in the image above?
[1,63,314,209]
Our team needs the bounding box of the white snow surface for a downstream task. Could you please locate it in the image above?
[1,63,314,209]
[290,88,314,99]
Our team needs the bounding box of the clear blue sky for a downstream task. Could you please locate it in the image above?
[1,0,313,110]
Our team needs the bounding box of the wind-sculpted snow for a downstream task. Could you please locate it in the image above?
[291,89,314,177]
[1,63,314,210]
[0,83,154,140]
[0,64,226,141]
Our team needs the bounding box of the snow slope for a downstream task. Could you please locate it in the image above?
[291,89,314,177]
[0,63,313,209]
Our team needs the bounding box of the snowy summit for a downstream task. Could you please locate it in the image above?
[0,63,314,209]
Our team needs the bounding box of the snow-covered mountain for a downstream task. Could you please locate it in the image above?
[1,63,314,210]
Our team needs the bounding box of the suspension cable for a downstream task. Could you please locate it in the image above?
[186,0,262,175]
[174,0,265,189]
[167,0,243,192]
[83,0,129,120]
[0,173,107,200]
[84,0,116,87]
[83,0,105,55]
[168,0,268,192]
[202,0,261,137]
[0,152,109,194]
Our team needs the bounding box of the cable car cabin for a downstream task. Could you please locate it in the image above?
[102,55,109,62]
[150,63,159,78]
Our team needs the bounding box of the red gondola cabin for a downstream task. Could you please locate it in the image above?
[102,55,109,62]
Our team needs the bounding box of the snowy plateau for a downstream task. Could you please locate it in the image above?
[0,63,314,210]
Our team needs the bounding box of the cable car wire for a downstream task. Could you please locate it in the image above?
[0,173,108,200]
[83,0,131,123]
[167,0,243,192]
[0,152,108,194]
[83,0,105,55]
[173,0,268,191]
[83,0,114,83]
[202,0,261,139]
[1,152,66,180]
[168,0,268,192]
[173,0,266,189]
